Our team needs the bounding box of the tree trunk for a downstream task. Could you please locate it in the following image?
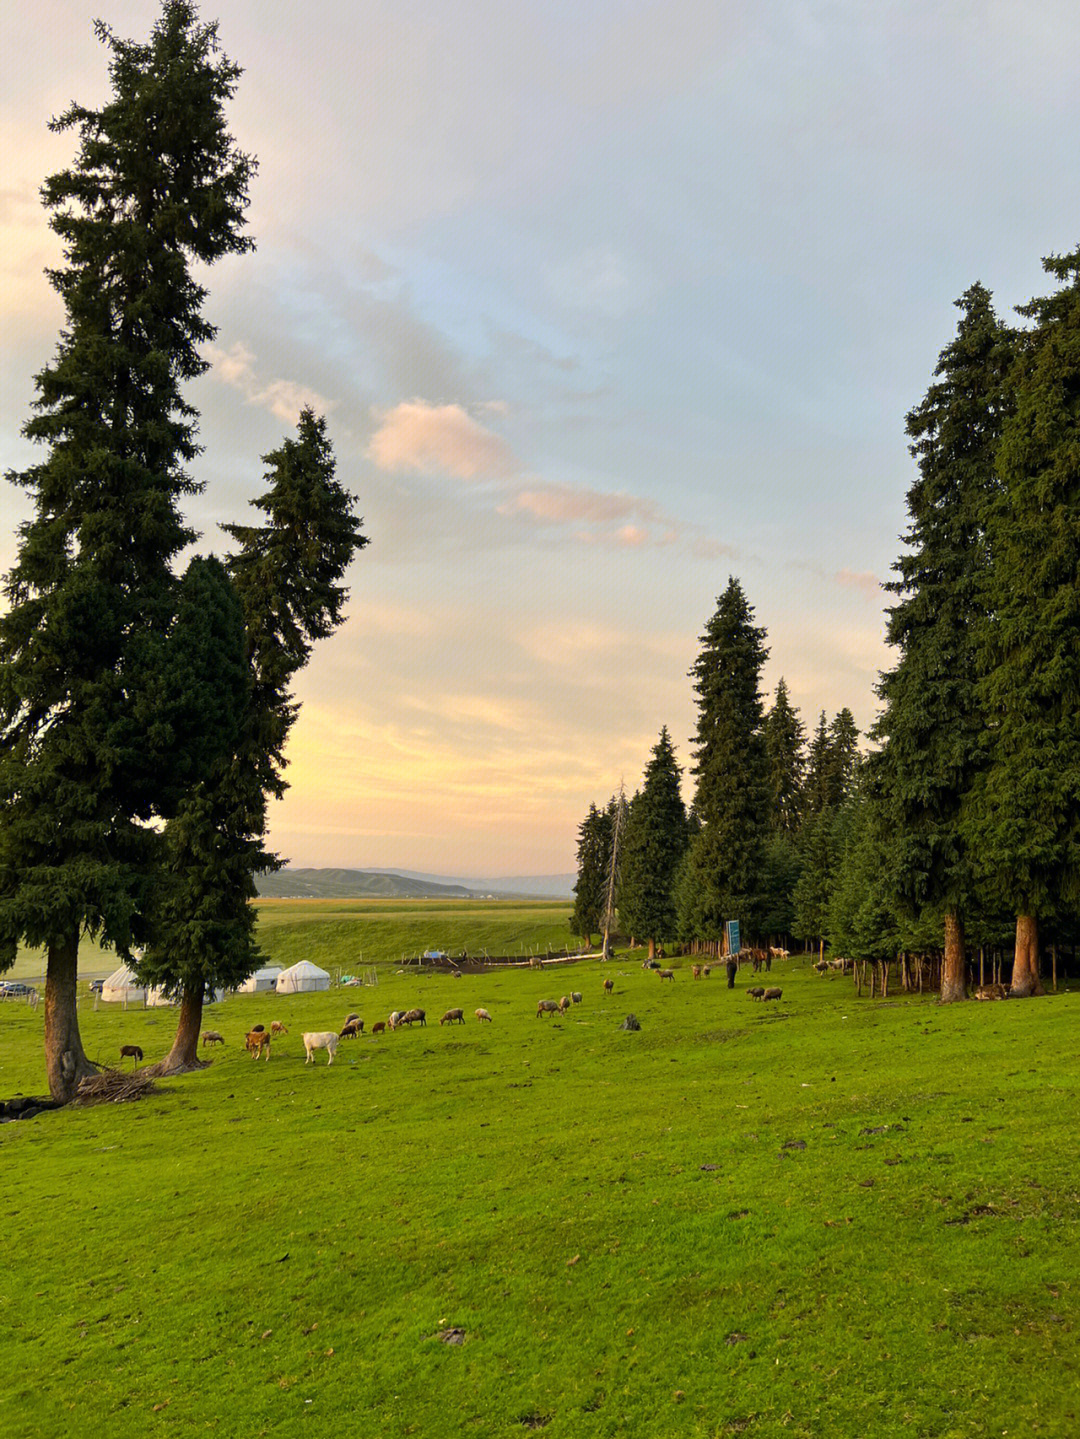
[648,937,657,961]
[152,987,210,1075]
[44,929,98,1103]
[1011,914,1044,997]
[1051,943,1058,992]
[940,911,968,1003]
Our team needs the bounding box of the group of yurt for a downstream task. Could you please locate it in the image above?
[97,959,330,1006]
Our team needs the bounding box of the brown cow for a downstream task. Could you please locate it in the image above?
[245,1029,271,1061]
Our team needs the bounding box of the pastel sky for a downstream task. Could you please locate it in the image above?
[3,1,1079,875]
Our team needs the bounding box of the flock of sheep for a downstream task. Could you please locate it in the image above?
[115,962,786,1069]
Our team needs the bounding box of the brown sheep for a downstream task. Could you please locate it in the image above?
[558,995,571,1013]
[762,988,783,1002]
[119,1044,143,1065]
[201,1030,225,1047]
[371,1021,387,1035]
[702,965,711,977]
[691,965,702,979]
[245,1029,271,1060]
[475,1008,493,1022]
[747,987,766,1000]
[440,1008,465,1025]
[537,999,560,1018]
[658,969,675,982]
[603,978,614,995]
[400,1008,426,1027]
[270,1021,288,1037]
[339,1018,364,1038]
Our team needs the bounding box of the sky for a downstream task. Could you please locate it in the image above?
[3,1,1079,876]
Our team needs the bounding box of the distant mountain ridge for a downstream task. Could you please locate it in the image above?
[256,867,574,900]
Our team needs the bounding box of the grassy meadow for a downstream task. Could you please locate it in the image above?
[2,905,1078,1439]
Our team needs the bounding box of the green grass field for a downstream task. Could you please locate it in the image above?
[2,910,1078,1439]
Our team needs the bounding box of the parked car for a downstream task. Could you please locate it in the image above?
[89,979,105,993]
[1,982,30,997]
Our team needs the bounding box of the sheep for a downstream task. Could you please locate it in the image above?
[558,996,571,1014]
[571,992,582,1005]
[245,1030,271,1060]
[747,987,766,1000]
[475,1008,493,1022]
[201,1030,225,1047]
[440,1008,465,1025]
[658,969,675,982]
[702,965,711,978]
[400,1008,426,1027]
[387,1011,404,1031]
[537,999,560,1018]
[345,1013,360,1025]
[976,983,1008,1001]
[762,988,783,1002]
[339,1018,364,1038]
[303,1031,338,1065]
[691,965,702,979]
[270,1021,288,1037]
[119,1044,143,1065]
[603,978,615,994]
[371,1021,387,1035]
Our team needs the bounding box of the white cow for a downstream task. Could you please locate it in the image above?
[303,1031,339,1065]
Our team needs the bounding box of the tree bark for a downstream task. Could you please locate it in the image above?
[44,929,98,1103]
[940,911,968,1003]
[1011,914,1043,997]
[647,937,657,961]
[152,987,210,1075]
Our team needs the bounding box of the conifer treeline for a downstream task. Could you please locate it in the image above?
[573,245,1080,998]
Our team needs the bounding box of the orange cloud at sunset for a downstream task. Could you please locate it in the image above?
[367,401,519,480]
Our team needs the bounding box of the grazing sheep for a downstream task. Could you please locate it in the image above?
[119,1044,143,1065]
[245,1030,271,1060]
[400,1008,426,1027]
[270,1021,288,1037]
[571,992,582,1005]
[658,969,675,982]
[371,1021,387,1035]
[747,987,766,1000]
[691,965,702,979]
[702,965,711,978]
[762,987,783,1002]
[440,1008,465,1025]
[345,1013,360,1025]
[537,999,560,1018]
[339,1018,364,1038]
[558,995,571,1013]
[387,1011,404,1031]
[975,983,1008,1001]
[201,1030,225,1047]
[475,1008,492,1022]
[603,978,615,995]
[303,1031,338,1065]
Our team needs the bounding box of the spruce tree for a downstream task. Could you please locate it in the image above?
[678,578,770,941]
[140,411,366,1070]
[973,247,1080,995]
[570,803,613,948]
[0,1,254,1100]
[827,709,861,803]
[802,712,833,820]
[764,678,805,836]
[872,283,1013,1000]
[618,727,688,958]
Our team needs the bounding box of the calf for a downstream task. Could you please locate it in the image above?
[303,1031,338,1065]
[201,1030,225,1047]
[474,1008,492,1022]
[119,1044,143,1065]
[245,1029,271,1061]
[537,999,560,1018]
[658,969,675,982]
[762,988,783,1002]
[440,1008,465,1025]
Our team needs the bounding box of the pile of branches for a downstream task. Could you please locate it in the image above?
[74,1068,158,1106]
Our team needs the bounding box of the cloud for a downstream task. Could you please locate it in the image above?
[504,482,650,525]
[209,342,335,423]
[835,568,880,600]
[499,480,731,556]
[366,401,519,480]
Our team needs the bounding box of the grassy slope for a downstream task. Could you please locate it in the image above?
[1,938,1077,1439]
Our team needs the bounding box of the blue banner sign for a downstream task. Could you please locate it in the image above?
[725,920,741,955]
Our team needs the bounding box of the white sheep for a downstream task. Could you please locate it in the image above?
[303,1031,339,1065]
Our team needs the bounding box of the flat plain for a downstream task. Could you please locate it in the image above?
[2,906,1077,1439]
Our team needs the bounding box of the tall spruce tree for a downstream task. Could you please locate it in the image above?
[571,803,613,948]
[972,247,1080,996]
[0,1,254,1100]
[872,283,1013,1000]
[678,578,770,941]
[618,727,688,958]
[828,709,861,802]
[764,678,805,836]
[139,411,366,1071]
[802,712,834,820]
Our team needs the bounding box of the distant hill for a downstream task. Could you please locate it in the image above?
[256,868,473,899]
[255,868,575,900]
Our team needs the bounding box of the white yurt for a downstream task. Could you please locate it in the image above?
[275,960,330,994]
[146,986,178,1008]
[100,966,146,1004]
[235,966,282,995]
